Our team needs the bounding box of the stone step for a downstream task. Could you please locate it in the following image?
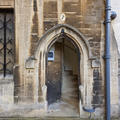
[62,98,79,105]
[62,93,79,97]
[62,69,79,108]
[63,71,73,75]
[63,74,78,80]
[72,80,78,84]
[62,94,79,98]
[63,75,78,80]
[62,84,78,89]
[62,95,79,99]
[62,89,79,94]
[62,82,78,88]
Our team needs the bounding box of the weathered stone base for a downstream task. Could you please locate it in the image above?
[0,76,14,104]
[0,102,119,119]
[0,103,46,117]
[0,76,118,118]
[111,104,120,118]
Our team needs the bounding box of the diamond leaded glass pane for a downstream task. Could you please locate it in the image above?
[0,11,14,76]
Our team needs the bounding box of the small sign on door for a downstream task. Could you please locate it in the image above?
[48,50,54,61]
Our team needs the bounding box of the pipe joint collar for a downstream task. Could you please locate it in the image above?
[103,55,111,59]
[105,6,111,11]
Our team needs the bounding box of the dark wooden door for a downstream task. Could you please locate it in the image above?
[47,43,62,105]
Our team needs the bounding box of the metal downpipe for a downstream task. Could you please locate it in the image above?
[105,0,111,120]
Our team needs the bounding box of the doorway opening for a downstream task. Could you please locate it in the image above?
[46,34,80,116]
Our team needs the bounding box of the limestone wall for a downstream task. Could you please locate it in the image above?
[111,0,120,54]
[0,0,119,118]
[110,29,119,117]
[0,0,14,8]
[0,77,14,104]
[111,0,120,117]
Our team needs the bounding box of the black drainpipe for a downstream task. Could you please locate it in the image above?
[105,0,117,119]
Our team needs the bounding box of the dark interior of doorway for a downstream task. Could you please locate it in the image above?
[46,37,80,116]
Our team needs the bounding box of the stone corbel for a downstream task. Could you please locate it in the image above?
[91,59,100,68]
[25,56,36,69]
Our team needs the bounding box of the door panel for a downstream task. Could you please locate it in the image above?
[47,43,62,105]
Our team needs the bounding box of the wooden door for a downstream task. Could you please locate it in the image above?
[47,42,62,105]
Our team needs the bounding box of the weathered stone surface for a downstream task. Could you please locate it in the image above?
[0,0,119,119]
[0,77,14,104]
[0,0,14,8]
[92,60,100,68]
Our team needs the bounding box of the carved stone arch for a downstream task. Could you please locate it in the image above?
[35,24,92,58]
[30,24,94,116]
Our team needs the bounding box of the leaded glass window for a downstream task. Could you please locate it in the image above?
[0,9,14,77]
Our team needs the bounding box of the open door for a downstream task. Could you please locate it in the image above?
[46,36,80,116]
[46,42,62,105]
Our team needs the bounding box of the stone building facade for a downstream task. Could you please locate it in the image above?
[0,0,119,119]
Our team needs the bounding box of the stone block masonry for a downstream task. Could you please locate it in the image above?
[0,0,119,119]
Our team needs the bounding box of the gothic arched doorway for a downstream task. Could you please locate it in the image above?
[46,31,80,116]
[32,24,93,117]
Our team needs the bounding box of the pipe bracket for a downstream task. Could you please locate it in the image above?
[103,55,111,59]
[104,19,111,24]
[105,6,111,11]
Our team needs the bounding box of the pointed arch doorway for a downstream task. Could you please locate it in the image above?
[46,31,80,116]
[32,24,93,117]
